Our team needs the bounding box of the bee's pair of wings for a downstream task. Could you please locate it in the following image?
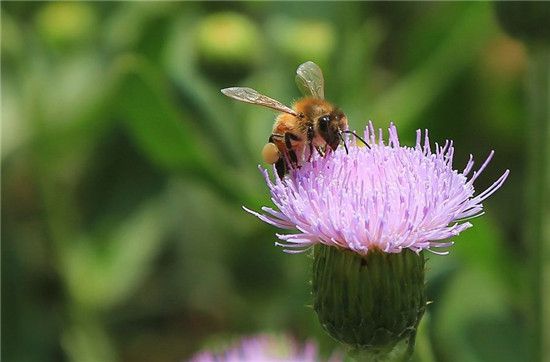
[221,61,325,116]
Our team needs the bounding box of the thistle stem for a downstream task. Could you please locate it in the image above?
[413,313,436,362]
[347,337,412,362]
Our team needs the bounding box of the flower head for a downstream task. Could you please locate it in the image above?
[189,334,336,362]
[245,122,509,255]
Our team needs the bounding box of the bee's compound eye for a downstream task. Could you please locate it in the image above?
[319,115,330,123]
[262,142,280,164]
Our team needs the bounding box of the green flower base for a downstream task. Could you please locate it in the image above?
[312,244,426,361]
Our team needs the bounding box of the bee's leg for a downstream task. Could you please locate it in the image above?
[307,125,315,162]
[269,134,287,179]
[287,150,299,168]
[284,132,300,168]
[268,134,282,146]
[274,158,287,178]
[307,144,314,162]
[316,146,325,157]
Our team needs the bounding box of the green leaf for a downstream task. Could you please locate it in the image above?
[432,267,526,362]
[113,55,207,171]
[370,3,497,132]
[112,55,261,206]
[62,197,167,310]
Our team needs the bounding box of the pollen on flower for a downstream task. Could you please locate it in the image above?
[244,122,509,255]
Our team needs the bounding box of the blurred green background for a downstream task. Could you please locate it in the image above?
[2,2,546,362]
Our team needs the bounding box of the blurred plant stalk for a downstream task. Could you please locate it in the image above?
[495,3,550,360]
[526,45,550,362]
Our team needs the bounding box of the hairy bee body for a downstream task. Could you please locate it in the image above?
[267,98,347,175]
[222,61,353,178]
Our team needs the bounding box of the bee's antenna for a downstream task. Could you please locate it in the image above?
[339,132,349,154]
[343,130,371,149]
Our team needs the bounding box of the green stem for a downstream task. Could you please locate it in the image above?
[30,75,116,362]
[526,45,550,362]
[413,314,436,362]
[62,304,116,362]
[348,337,412,362]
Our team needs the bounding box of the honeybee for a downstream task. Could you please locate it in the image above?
[222,61,366,178]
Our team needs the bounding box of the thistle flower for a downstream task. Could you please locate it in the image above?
[244,123,509,361]
[189,334,338,362]
[245,122,509,255]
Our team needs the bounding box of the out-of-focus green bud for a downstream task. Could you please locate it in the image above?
[313,245,426,361]
[480,36,527,83]
[196,12,262,81]
[35,2,97,48]
[495,2,550,45]
[268,16,335,65]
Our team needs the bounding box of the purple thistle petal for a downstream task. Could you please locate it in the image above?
[188,334,335,362]
[245,123,509,256]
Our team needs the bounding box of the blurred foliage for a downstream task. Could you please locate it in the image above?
[1,2,541,362]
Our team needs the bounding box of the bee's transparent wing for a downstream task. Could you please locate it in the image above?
[221,87,298,116]
[295,61,325,99]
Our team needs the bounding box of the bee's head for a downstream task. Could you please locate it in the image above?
[318,109,347,151]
